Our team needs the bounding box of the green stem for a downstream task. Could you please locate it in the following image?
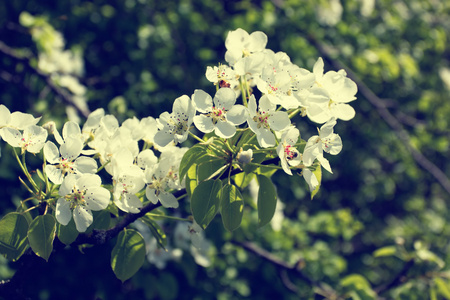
[288,108,301,119]
[188,131,205,143]
[13,149,39,193]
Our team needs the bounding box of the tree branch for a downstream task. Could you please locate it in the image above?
[231,240,341,299]
[0,40,91,119]
[303,33,450,196]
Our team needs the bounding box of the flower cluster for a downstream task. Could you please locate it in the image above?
[0,28,357,272]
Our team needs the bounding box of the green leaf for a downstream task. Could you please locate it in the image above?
[435,278,450,299]
[197,158,227,182]
[191,179,222,229]
[141,214,167,250]
[36,168,46,183]
[242,152,266,174]
[220,184,244,231]
[233,172,255,189]
[185,163,198,197]
[111,229,146,282]
[0,212,29,261]
[373,246,397,258]
[257,175,277,228]
[310,164,322,200]
[56,218,79,246]
[179,144,208,183]
[27,215,56,261]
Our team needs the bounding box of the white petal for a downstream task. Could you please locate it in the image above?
[226,105,248,125]
[62,121,81,141]
[154,130,174,147]
[303,169,319,192]
[320,118,337,137]
[45,165,63,184]
[331,104,355,121]
[56,198,72,225]
[257,128,276,148]
[0,105,11,127]
[9,112,40,130]
[85,186,110,210]
[313,57,324,80]
[44,141,60,164]
[137,149,158,169]
[277,144,292,175]
[60,138,82,161]
[73,206,93,232]
[159,192,179,208]
[117,193,142,213]
[192,90,213,113]
[268,112,290,131]
[74,156,97,174]
[146,188,159,204]
[77,174,101,189]
[214,88,236,111]
[248,95,257,116]
[317,155,332,174]
[1,127,22,147]
[59,174,78,196]
[248,31,268,52]
[259,95,276,113]
[193,115,214,133]
[215,121,236,138]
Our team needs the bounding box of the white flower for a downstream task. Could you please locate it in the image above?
[0,104,41,130]
[276,127,302,175]
[1,125,47,154]
[144,163,179,208]
[193,88,247,139]
[113,165,145,213]
[225,28,268,65]
[205,64,238,88]
[44,138,97,184]
[247,95,290,148]
[305,58,357,123]
[154,95,195,147]
[56,174,110,232]
[303,117,342,174]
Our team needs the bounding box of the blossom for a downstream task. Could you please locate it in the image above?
[44,138,97,184]
[205,64,238,88]
[1,125,47,154]
[247,95,290,148]
[56,174,110,232]
[225,28,268,65]
[144,163,179,208]
[303,117,342,174]
[154,95,195,147]
[276,127,302,175]
[0,105,41,130]
[305,58,358,123]
[113,164,146,213]
[192,88,247,139]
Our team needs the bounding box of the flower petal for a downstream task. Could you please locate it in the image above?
[73,206,93,232]
[215,120,236,138]
[193,115,214,133]
[56,198,72,226]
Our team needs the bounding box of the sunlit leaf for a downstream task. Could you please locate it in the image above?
[111,229,146,282]
[0,212,29,261]
[257,175,277,228]
[28,215,56,261]
[191,179,222,229]
[220,184,244,231]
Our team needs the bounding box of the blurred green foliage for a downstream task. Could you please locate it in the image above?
[1,0,450,299]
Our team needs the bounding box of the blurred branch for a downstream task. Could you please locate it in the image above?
[304,33,450,196]
[232,240,342,299]
[0,40,91,118]
[374,259,415,295]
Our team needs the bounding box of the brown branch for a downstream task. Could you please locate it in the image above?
[304,33,450,196]
[374,259,415,295]
[231,240,341,299]
[0,40,91,119]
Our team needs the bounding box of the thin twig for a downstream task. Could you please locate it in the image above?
[0,40,91,118]
[304,33,450,196]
